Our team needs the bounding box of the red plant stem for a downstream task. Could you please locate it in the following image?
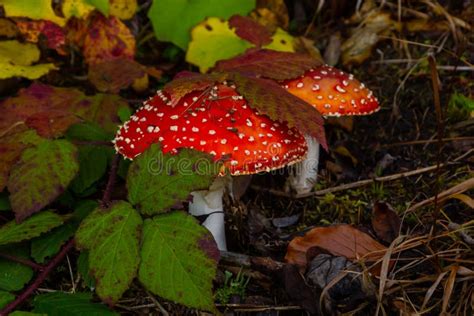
[0,239,75,316]
[0,253,44,271]
[101,153,119,208]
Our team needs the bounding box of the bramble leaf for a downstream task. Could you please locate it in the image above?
[0,211,64,245]
[0,290,15,309]
[33,292,118,316]
[229,15,272,46]
[31,223,76,263]
[0,245,33,291]
[186,17,253,73]
[139,211,219,313]
[88,58,145,93]
[214,49,323,80]
[229,74,327,148]
[70,146,110,196]
[127,144,220,215]
[148,0,255,49]
[7,140,79,221]
[75,201,142,303]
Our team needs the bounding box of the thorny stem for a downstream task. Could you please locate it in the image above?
[0,240,75,316]
[0,253,44,271]
[101,153,120,208]
[0,152,121,315]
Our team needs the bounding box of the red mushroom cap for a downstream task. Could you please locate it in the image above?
[113,84,307,175]
[281,65,380,117]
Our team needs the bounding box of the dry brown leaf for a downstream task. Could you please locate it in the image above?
[371,201,401,243]
[285,224,387,269]
[0,18,18,38]
[341,11,400,66]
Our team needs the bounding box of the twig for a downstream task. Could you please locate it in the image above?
[251,162,453,198]
[101,154,119,208]
[0,239,75,316]
[427,54,445,229]
[383,136,474,147]
[0,253,44,271]
[220,251,285,271]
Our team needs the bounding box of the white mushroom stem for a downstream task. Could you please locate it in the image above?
[188,176,230,251]
[285,134,320,195]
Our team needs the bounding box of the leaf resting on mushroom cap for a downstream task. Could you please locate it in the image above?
[163,72,327,148]
[229,74,327,149]
[214,49,323,81]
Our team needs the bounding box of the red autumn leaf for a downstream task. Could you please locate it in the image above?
[371,201,401,243]
[214,48,323,81]
[0,83,130,136]
[15,19,66,54]
[25,111,81,138]
[88,57,146,93]
[0,142,26,191]
[163,72,326,148]
[68,12,135,65]
[285,224,387,269]
[228,15,272,46]
[229,73,327,149]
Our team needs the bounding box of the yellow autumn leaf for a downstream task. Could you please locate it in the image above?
[0,40,57,79]
[263,28,295,52]
[0,0,65,26]
[186,17,253,73]
[110,0,137,20]
[62,0,95,20]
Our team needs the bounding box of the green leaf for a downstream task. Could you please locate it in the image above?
[66,122,113,142]
[117,105,132,123]
[31,223,76,263]
[70,146,109,195]
[77,251,95,289]
[139,211,219,312]
[127,144,220,215]
[33,292,118,316]
[148,0,255,49]
[0,211,64,246]
[85,0,109,16]
[186,17,253,73]
[75,201,142,303]
[0,245,34,291]
[0,0,65,26]
[0,290,15,309]
[72,200,99,221]
[10,311,46,316]
[0,193,11,211]
[7,139,79,221]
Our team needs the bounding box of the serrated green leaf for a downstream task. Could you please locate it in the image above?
[139,211,219,312]
[0,245,34,291]
[127,144,220,215]
[0,290,15,309]
[75,201,142,303]
[32,292,118,316]
[31,223,76,263]
[148,0,255,49]
[0,211,64,246]
[117,105,132,123]
[72,200,99,221]
[186,17,253,73]
[70,146,108,195]
[66,122,113,142]
[77,251,95,289]
[10,311,46,316]
[7,139,79,221]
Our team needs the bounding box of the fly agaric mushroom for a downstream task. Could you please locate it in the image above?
[281,65,380,195]
[114,83,307,250]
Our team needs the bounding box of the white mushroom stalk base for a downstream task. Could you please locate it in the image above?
[188,176,230,251]
[285,134,320,195]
